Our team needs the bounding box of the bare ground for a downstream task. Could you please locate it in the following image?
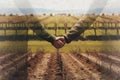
[10,52,120,80]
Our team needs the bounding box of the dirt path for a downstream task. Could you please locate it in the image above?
[28,53,51,80]
[44,53,65,80]
[28,53,65,80]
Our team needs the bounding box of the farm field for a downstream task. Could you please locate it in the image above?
[10,44,120,80]
[0,14,120,80]
[0,15,120,37]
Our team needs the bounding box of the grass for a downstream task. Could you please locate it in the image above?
[40,16,78,24]
[25,40,120,53]
[60,40,120,53]
[46,30,66,36]
[28,41,55,53]
[0,41,28,54]
[1,40,120,54]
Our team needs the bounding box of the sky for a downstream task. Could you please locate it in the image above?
[0,0,119,10]
[0,0,120,14]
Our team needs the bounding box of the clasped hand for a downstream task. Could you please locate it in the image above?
[53,36,66,49]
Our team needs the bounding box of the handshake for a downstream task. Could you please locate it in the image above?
[53,36,66,49]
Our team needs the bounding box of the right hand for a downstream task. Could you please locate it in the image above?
[53,36,66,49]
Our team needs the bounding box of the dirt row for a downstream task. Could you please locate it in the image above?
[44,53,65,80]
[27,52,65,80]
[72,52,120,80]
[61,53,101,80]
[10,52,120,80]
[0,52,30,80]
[27,52,102,80]
[28,53,51,80]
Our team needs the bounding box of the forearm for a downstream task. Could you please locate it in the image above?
[64,17,90,43]
[34,28,56,44]
[64,27,86,43]
[31,22,56,44]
